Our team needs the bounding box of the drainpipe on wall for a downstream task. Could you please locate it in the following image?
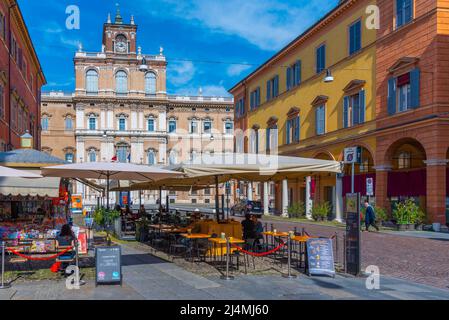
[7,3,17,151]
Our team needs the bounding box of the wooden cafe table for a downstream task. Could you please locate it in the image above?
[180,233,211,262]
[208,237,245,264]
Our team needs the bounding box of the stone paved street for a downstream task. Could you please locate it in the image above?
[258,217,449,290]
[0,242,448,300]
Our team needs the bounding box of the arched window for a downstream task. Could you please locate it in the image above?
[148,150,155,165]
[115,70,128,95]
[86,69,98,94]
[398,152,411,169]
[88,116,96,130]
[145,72,156,95]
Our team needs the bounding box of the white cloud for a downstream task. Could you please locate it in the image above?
[168,61,196,86]
[145,0,339,51]
[173,84,231,97]
[227,64,252,77]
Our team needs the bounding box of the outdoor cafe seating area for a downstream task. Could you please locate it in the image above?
[129,208,328,275]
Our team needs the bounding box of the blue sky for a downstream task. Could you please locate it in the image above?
[18,0,339,97]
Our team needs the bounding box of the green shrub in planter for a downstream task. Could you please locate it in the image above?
[287,201,305,219]
[392,199,425,228]
[311,202,331,221]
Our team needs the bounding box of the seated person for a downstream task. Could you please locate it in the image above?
[56,224,76,273]
[241,214,256,240]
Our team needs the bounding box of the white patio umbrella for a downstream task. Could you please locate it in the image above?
[41,162,183,209]
[0,165,42,178]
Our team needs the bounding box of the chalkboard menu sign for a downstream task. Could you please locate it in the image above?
[95,246,122,286]
[306,238,335,277]
[345,193,361,276]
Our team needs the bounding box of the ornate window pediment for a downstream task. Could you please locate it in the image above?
[252,124,261,130]
[287,107,300,118]
[86,146,100,152]
[41,112,52,118]
[388,57,419,75]
[115,112,129,118]
[343,80,366,93]
[63,113,75,119]
[188,116,201,121]
[145,113,158,119]
[168,115,179,120]
[266,116,278,127]
[62,146,76,153]
[311,95,329,106]
[146,147,158,153]
[86,112,99,118]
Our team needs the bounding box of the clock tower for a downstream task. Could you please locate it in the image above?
[102,5,137,56]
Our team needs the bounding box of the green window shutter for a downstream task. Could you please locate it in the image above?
[410,68,420,109]
[387,77,397,115]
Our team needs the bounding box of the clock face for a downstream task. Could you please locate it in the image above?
[115,35,128,53]
[115,41,127,53]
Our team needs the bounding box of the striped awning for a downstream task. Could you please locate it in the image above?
[0,176,61,197]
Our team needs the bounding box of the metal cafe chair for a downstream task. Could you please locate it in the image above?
[168,234,187,258]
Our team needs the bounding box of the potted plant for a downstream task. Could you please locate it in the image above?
[374,206,388,227]
[93,207,121,245]
[392,199,425,231]
[311,202,331,222]
[287,201,305,219]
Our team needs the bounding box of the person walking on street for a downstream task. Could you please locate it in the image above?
[364,200,379,232]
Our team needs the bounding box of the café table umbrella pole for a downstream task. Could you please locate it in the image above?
[215,175,220,222]
[0,241,11,289]
[220,237,234,281]
[282,234,297,279]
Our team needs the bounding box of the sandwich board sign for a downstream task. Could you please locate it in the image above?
[306,238,335,277]
[95,245,122,286]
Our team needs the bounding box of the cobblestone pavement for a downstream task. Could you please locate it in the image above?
[0,242,448,300]
[258,217,449,290]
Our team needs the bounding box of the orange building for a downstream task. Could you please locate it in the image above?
[230,0,449,225]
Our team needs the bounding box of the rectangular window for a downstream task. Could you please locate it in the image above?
[148,119,154,132]
[285,116,300,145]
[119,118,126,131]
[65,153,74,163]
[286,60,302,90]
[388,69,420,115]
[396,0,413,28]
[225,122,233,134]
[315,105,326,135]
[89,117,96,130]
[235,98,245,117]
[203,121,212,133]
[316,44,326,74]
[190,121,198,134]
[250,87,260,110]
[266,75,279,102]
[168,120,176,133]
[349,20,361,55]
[343,90,366,128]
[204,187,211,195]
[65,117,73,130]
[41,117,49,131]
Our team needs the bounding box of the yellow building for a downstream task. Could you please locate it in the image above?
[229,0,377,219]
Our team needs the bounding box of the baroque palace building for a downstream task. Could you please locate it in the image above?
[230,0,449,225]
[0,0,46,151]
[41,8,234,208]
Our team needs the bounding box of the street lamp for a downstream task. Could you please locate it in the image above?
[323,69,334,83]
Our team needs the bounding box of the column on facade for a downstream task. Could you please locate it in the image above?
[263,182,269,215]
[131,108,138,131]
[374,165,391,214]
[159,109,167,132]
[305,176,313,219]
[76,105,85,130]
[107,107,114,130]
[334,174,343,222]
[425,159,448,224]
[247,182,253,201]
[282,179,288,217]
[100,107,106,130]
[138,108,144,130]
